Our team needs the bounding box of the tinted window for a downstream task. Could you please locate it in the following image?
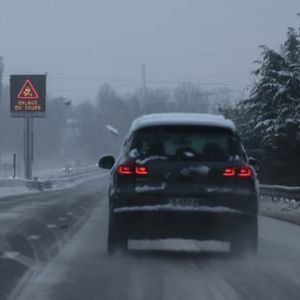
[130,126,243,161]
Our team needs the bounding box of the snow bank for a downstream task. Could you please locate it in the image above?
[0,186,38,198]
[0,170,108,199]
[260,184,300,192]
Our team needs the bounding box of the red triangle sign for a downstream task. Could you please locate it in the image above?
[17,79,39,100]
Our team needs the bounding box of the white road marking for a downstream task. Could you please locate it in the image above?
[0,213,20,220]
[46,224,57,229]
[1,251,20,259]
[27,235,41,241]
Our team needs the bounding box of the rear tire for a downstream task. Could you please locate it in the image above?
[107,214,128,255]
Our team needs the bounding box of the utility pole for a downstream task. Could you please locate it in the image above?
[0,56,4,103]
[24,117,33,179]
[141,63,147,99]
[13,153,17,179]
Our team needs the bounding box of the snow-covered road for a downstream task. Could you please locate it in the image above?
[4,178,300,300]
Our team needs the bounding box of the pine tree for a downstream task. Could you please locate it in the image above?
[233,26,300,184]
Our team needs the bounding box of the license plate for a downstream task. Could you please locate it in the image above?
[166,197,203,207]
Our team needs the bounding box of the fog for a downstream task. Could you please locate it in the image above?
[0,3,300,299]
[0,0,299,182]
[0,0,299,100]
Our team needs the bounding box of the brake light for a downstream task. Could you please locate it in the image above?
[222,166,253,177]
[117,164,134,175]
[116,164,149,176]
[135,165,149,176]
[237,167,252,177]
[222,168,235,177]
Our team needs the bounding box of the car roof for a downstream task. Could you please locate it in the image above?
[129,113,236,133]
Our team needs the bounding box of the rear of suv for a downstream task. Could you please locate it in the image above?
[99,113,259,255]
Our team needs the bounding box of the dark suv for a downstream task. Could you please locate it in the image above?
[99,113,259,255]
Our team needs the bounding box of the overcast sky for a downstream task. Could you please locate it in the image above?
[1,0,299,101]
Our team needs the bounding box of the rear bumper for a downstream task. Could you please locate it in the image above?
[112,208,257,241]
[111,192,258,214]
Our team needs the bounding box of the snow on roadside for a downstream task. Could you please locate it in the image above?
[260,196,300,225]
[260,196,300,213]
[0,171,108,200]
[0,186,39,198]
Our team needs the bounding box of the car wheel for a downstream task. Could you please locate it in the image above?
[107,214,128,254]
[230,217,258,256]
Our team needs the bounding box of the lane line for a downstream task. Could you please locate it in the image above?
[1,251,20,259]
[46,224,57,229]
[27,235,41,241]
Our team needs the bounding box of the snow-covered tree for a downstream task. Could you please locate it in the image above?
[233,25,300,184]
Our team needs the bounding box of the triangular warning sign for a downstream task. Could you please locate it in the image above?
[17,80,39,100]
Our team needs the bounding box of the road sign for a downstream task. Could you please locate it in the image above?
[10,74,46,179]
[10,74,46,117]
[17,79,39,99]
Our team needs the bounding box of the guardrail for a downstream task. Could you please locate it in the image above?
[0,165,103,192]
[260,184,300,202]
[26,167,102,191]
[50,168,101,185]
[0,178,27,188]
[26,179,53,191]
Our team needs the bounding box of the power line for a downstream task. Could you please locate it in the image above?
[2,70,251,95]
[2,70,249,82]
[46,75,250,87]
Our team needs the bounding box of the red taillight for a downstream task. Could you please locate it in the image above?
[222,166,253,177]
[222,168,235,177]
[237,167,252,177]
[117,164,134,175]
[116,164,148,176]
[135,165,149,176]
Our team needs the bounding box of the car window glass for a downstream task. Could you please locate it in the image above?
[131,126,243,161]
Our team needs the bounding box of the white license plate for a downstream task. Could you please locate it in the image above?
[167,197,203,207]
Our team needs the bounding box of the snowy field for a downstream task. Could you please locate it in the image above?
[0,165,105,199]
[0,186,39,198]
[260,195,300,225]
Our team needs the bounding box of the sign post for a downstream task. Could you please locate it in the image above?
[24,117,33,179]
[10,74,46,179]
[13,153,17,179]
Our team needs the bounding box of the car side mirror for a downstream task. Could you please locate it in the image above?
[248,157,261,173]
[98,155,115,169]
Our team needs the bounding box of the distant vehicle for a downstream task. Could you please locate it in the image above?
[99,113,259,255]
[62,164,72,176]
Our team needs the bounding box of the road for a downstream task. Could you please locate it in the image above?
[1,176,300,300]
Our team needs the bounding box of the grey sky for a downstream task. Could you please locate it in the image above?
[1,0,299,101]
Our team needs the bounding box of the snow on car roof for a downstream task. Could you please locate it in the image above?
[130,113,236,132]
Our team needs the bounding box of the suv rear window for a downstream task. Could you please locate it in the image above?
[130,126,244,161]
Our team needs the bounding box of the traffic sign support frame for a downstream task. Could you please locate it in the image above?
[24,116,33,179]
[10,74,46,180]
